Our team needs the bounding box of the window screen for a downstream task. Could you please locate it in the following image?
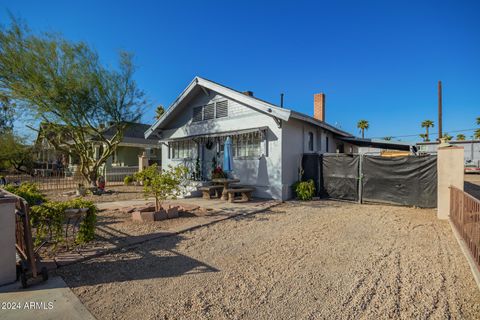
[215,100,228,118]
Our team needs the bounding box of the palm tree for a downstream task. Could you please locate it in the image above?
[443,133,453,142]
[475,129,480,140]
[477,117,480,125]
[155,105,165,120]
[456,133,466,141]
[383,136,392,141]
[421,120,434,141]
[419,133,428,142]
[357,120,369,138]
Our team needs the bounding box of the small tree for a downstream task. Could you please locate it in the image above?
[357,120,369,138]
[419,133,428,142]
[442,133,453,142]
[155,105,165,120]
[421,120,434,141]
[474,129,480,140]
[136,164,188,211]
[383,136,392,141]
[456,134,466,141]
[0,132,35,174]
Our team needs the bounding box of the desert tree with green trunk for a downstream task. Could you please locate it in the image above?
[421,120,434,142]
[357,120,369,138]
[456,134,466,141]
[0,17,146,186]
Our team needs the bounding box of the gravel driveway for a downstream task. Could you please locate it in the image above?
[59,201,480,319]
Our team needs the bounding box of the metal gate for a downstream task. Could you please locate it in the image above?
[305,154,437,208]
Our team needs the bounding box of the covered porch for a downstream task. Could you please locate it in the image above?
[162,127,268,182]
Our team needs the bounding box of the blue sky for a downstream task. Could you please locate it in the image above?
[2,0,479,142]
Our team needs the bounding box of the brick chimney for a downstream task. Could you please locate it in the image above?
[314,93,325,122]
[243,91,254,97]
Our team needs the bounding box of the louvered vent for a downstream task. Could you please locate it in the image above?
[215,100,228,118]
[193,106,203,122]
[204,103,215,120]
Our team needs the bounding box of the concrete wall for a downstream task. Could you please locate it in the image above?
[437,146,464,219]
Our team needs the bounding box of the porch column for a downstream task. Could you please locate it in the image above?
[0,192,17,285]
[138,151,149,172]
[437,145,464,219]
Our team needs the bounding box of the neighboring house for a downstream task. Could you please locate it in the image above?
[34,122,161,177]
[145,77,409,200]
[417,140,480,167]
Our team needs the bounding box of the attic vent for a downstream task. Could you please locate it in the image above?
[216,100,228,118]
[193,106,203,122]
[204,103,215,120]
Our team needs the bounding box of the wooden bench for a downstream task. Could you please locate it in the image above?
[225,188,254,203]
[199,185,224,199]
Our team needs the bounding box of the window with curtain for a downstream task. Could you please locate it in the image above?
[232,132,261,158]
[169,140,195,159]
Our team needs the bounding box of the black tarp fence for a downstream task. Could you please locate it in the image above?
[302,153,437,208]
[361,155,437,208]
[320,154,359,201]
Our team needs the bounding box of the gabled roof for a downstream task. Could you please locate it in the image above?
[145,76,352,138]
[36,121,158,147]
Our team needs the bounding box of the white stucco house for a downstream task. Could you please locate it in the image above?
[145,77,408,200]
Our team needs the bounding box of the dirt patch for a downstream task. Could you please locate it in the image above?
[59,201,480,319]
[43,185,145,203]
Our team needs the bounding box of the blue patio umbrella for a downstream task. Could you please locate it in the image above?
[223,136,233,173]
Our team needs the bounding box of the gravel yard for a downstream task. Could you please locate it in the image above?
[59,201,480,319]
[43,185,145,203]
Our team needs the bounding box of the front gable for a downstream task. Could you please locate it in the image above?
[145,77,291,139]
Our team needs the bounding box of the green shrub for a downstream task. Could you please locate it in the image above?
[124,175,134,185]
[30,198,97,247]
[3,182,46,206]
[294,180,316,201]
[138,164,188,211]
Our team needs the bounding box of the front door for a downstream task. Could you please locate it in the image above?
[202,141,217,180]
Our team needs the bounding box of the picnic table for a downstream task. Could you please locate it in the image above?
[212,178,240,200]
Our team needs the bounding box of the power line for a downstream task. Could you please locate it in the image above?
[371,128,479,139]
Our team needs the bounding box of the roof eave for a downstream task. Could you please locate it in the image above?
[290,111,353,137]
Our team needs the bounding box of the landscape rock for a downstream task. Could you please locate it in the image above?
[164,205,179,219]
[154,210,168,221]
[131,211,155,222]
[137,205,156,213]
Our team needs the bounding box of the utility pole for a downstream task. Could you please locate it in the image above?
[438,80,442,141]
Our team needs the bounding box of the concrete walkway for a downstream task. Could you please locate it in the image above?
[0,276,95,320]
